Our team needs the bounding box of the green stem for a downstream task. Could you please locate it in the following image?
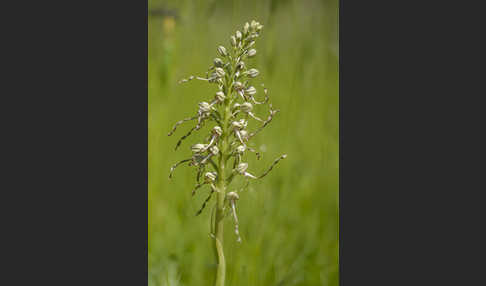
[214,83,231,286]
[214,44,239,286]
[214,177,226,286]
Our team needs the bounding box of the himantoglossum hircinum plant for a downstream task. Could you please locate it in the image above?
[168,20,286,286]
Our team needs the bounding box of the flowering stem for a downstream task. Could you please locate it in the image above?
[214,139,226,286]
[213,68,234,286]
[170,20,283,286]
[214,175,226,286]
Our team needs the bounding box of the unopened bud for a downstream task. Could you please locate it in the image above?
[217,45,227,57]
[240,102,253,113]
[247,49,257,58]
[243,22,250,35]
[236,61,245,70]
[232,119,247,129]
[199,102,212,113]
[205,172,217,182]
[239,130,248,139]
[215,67,225,77]
[233,81,243,89]
[212,126,223,136]
[245,86,256,95]
[214,58,224,67]
[246,68,259,78]
[236,162,248,174]
[236,145,246,154]
[230,36,237,47]
[227,191,239,201]
[191,143,207,153]
[215,91,226,102]
[236,30,242,41]
[210,146,219,155]
[250,20,258,31]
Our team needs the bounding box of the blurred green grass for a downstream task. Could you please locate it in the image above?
[149,0,338,285]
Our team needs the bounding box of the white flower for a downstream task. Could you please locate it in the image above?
[210,146,219,155]
[215,91,226,102]
[246,68,259,78]
[243,22,250,35]
[215,67,225,77]
[212,126,223,136]
[239,130,249,140]
[247,49,257,57]
[217,45,227,57]
[240,102,253,113]
[199,101,212,113]
[236,61,245,70]
[191,143,207,153]
[213,58,224,67]
[250,20,259,31]
[232,119,247,129]
[236,145,246,154]
[233,81,243,89]
[205,172,217,182]
[245,86,256,95]
[236,162,248,174]
[227,191,239,201]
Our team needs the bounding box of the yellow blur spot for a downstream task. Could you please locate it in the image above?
[163,16,176,36]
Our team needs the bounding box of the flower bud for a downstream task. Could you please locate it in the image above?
[215,67,225,77]
[213,58,224,67]
[250,20,258,31]
[246,68,259,78]
[210,146,219,155]
[232,119,247,129]
[215,91,226,102]
[227,191,239,201]
[248,33,258,40]
[230,36,237,47]
[212,126,223,136]
[247,41,255,48]
[233,81,243,90]
[243,22,250,35]
[217,45,227,57]
[236,61,245,70]
[247,49,257,58]
[236,30,242,41]
[236,162,248,174]
[240,102,253,113]
[204,172,217,182]
[191,143,207,153]
[236,145,246,154]
[239,130,248,139]
[199,101,212,113]
[245,86,256,95]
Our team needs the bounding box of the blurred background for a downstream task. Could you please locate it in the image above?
[148,0,338,285]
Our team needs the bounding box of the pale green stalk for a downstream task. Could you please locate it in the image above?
[213,51,237,286]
